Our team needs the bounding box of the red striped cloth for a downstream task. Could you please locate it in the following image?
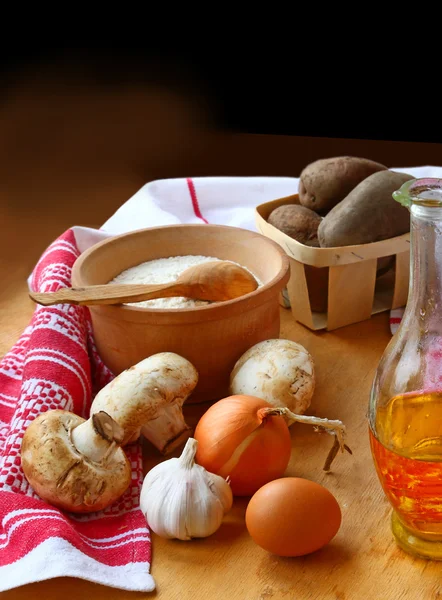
[389,308,404,335]
[0,230,155,592]
[186,177,209,223]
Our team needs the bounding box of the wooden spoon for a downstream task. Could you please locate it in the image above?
[29,261,259,307]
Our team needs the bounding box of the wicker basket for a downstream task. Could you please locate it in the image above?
[255,193,411,331]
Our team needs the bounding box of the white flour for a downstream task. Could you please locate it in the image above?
[110,255,261,309]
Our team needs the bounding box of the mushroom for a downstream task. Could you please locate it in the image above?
[90,352,199,454]
[229,339,315,414]
[21,409,131,513]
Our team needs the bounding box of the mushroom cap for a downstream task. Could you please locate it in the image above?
[90,352,199,446]
[229,339,315,414]
[21,409,132,513]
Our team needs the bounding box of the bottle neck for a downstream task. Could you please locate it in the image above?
[406,204,442,322]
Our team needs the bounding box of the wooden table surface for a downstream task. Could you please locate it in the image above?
[1,77,442,598]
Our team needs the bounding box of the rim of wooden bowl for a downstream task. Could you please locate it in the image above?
[71,223,291,323]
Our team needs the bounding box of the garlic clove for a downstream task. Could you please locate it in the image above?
[207,472,233,514]
[143,464,189,540]
[183,466,228,539]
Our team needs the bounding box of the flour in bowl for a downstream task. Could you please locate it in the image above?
[110,255,261,309]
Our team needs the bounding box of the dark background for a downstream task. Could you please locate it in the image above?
[0,44,437,144]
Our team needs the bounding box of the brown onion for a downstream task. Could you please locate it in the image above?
[194,395,292,496]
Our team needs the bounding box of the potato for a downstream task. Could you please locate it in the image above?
[318,170,414,248]
[268,204,322,247]
[299,156,387,213]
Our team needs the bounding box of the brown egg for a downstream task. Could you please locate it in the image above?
[245,477,342,557]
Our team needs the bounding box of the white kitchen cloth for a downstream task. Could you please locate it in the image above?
[100,168,442,236]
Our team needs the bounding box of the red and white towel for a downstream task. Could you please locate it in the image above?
[0,229,154,592]
[389,308,405,335]
[1,170,441,591]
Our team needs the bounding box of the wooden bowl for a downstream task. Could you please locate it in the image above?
[71,224,290,403]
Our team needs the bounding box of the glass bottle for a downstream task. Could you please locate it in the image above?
[369,177,442,560]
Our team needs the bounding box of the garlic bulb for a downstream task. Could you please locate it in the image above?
[140,437,233,540]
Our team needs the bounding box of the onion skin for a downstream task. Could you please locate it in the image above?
[194,395,292,496]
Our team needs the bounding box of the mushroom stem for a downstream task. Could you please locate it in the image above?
[102,441,118,464]
[142,403,192,455]
[71,411,124,463]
